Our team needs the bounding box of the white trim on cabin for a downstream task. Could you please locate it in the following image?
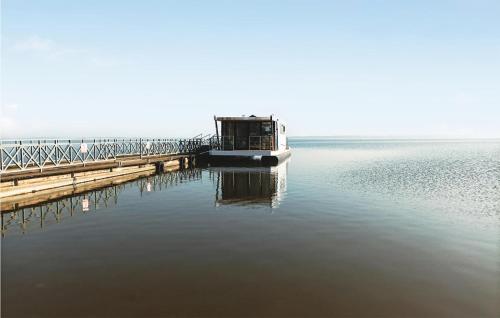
[209,150,285,157]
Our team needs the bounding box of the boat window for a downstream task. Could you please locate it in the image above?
[235,122,249,150]
[261,122,272,136]
[235,122,249,137]
[222,121,234,137]
[281,125,286,134]
[249,122,261,136]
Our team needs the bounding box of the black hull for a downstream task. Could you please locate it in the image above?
[208,150,291,167]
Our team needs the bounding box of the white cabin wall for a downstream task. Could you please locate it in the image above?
[275,119,288,151]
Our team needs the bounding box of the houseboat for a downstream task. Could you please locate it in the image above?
[209,115,291,165]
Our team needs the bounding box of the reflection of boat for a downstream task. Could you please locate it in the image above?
[213,160,289,208]
[209,115,291,165]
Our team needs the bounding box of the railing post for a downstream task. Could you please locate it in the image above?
[0,141,3,172]
[54,140,58,166]
[38,140,42,171]
[81,139,85,165]
[68,139,72,164]
[19,141,24,169]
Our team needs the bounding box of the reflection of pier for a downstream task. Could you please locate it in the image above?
[1,169,202,237]
[213,160,289,208]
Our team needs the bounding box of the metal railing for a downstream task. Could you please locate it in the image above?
[216,136,273,151]
[0,138,207,173]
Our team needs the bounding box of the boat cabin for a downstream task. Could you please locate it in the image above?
[214,115,287,152]
[210,114,291,165]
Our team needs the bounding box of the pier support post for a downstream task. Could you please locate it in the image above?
[155,161,164,173]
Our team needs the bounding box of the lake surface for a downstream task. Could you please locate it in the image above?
[2,139,499,317]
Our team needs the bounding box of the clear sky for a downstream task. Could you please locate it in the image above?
[1,0,499,138]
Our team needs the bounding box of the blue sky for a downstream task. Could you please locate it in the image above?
[1,0,499,138]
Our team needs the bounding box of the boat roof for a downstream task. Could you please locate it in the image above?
[215,115,274,122]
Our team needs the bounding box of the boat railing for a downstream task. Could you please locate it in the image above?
[219,136,273,151]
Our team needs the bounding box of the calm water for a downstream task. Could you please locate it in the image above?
[2,139,499,317]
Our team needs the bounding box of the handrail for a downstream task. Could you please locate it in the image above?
[0,138,210,173]
[217,136,273,151]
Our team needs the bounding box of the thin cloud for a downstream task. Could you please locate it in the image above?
[13,35,79,59]
[3,103,19,113]
[14,36,53,51]
[88,56,126,67]
[12,35,123,66]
